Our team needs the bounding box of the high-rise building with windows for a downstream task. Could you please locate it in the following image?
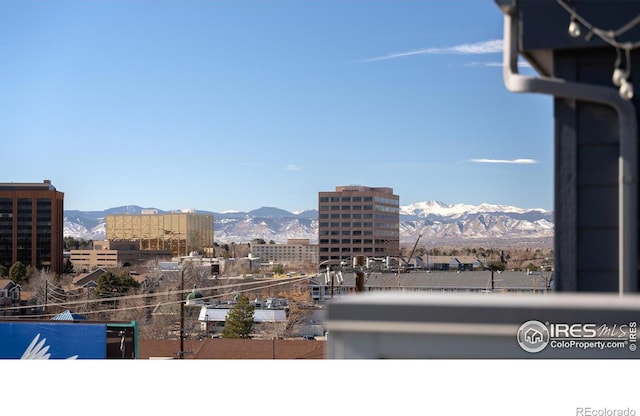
[106,209,214,258]
[0,180,65,275]
[318,186,400,263]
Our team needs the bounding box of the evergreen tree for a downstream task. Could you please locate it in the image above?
[222,295,255,339]
[0,264,7,278]
[94,271,140,298]
[9,261,28,284]
[63,259,74,274]
[272,264,285,275]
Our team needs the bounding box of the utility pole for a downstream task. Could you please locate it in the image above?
[44,280,48,315]
[179,268,185,359]
[329,266,334,299]
[354,255,365,293]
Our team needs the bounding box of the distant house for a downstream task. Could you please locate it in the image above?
[452,256,483,271]
[0,280,45,316]
[198,298,288,335]
[422,256,482,271]
[425,256,457,271]
[0,279,21,316]
[73,268,108,292]
[71,268,150,296]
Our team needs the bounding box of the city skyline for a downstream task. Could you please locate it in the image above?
[1,1,553,213]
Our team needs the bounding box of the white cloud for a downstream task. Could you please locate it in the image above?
[462,59,531,68]
[285,164,300,171]
[463,61,504,67]
[362,39,503,62]
[470,158,539,164]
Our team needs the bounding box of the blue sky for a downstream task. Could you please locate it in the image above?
[0,0,553,213]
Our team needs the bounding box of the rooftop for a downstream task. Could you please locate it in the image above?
[0,180,57,191]
[138,338,326,359]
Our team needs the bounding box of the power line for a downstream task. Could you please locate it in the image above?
[1,275,314,317]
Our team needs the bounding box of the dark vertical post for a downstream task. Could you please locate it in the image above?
[44,280,48,314]
[179,268,184,359]
[355,255,365,293]
[330,269,334,299]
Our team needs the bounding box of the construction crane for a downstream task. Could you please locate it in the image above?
[401,233,422,272]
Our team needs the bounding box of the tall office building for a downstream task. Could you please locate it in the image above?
[318,186,400,263]
[106,209,214,258]
[0,180,65,275]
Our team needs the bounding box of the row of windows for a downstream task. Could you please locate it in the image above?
[375,213,399,221]
[375,222,398,229]
[319,196,374,203]
[374,196,399,206]
[319,239,398,245]
[319,222,375,228]
[319,205,374,211]
[253,250,314,254]
[320,247,375,253]
[319,239,374,244]
[319,213,374,219]
[320,230,373,236]
[375,204,399,213]
[374,230,400,238]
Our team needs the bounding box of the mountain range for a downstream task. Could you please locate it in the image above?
[63,201,554,247]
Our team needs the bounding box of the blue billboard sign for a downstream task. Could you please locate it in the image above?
[0,322,107,359]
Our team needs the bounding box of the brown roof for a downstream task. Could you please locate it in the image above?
[19,290,34,302]
[0,279,14,290]
[138,338,326,359]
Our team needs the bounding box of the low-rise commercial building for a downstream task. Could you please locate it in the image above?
[70,240,171,271]
[250,238,318,266]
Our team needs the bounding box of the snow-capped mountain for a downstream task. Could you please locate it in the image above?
[401,201,549,219]
[64,201,554,246]
[399,201,553,246]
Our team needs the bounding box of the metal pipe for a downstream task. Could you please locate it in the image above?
[501,10,638,294]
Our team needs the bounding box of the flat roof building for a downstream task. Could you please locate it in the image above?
[70,240,172,272]
[0,180,65,275]
[318,186,400,263]
[106,209,214,258]
[250,238,318,266]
